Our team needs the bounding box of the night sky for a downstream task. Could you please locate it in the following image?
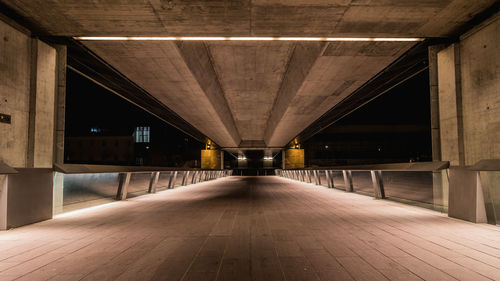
[65,69,204,166]
[65,67,432,167]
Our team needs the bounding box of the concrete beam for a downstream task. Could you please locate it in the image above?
[264,42,326,146]
[175,41,241,147]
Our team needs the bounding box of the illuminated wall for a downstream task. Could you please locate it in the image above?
[285,149,304,169]
[201,149,221,169]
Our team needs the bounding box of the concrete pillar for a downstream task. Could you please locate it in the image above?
[428,44,446,161]
[283,149,304,169]
[53,45,67,165]
[436,14,499,166]
[437,43,465,166]
[436,13,500,223]
[201,149,221,170]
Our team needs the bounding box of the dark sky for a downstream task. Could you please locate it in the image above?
[65,69,204,166]
[337,70,430,126]
[66,67,432,166]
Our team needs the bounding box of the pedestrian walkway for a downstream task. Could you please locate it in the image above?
[0,176,499,281]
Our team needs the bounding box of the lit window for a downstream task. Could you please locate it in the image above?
[134,126,150,143]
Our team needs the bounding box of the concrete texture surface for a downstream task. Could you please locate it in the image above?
[1,1,496,149]
[2,1,495,37]
[0,19,30,167]
[459,14,500,165]
[438,13,500,166]
[33,40,56,168]
[0,176,499,280]
[0,19,57,168]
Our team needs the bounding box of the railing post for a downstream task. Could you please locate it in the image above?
[116,172,131,200]
[148,171,160,193]
[191,171,198,184]
[316,170,322,185]
[308,171,312,183]
[182,171,189,186]
[343,170,353,192]
[325,170,332,188]
[370,170,385,199]
[329,170,335,188]
[168,171,178,189]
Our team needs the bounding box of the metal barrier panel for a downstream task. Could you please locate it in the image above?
[63,173,119,206]
[351,171,373,195]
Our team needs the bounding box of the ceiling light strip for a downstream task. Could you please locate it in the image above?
[74,36,423,42]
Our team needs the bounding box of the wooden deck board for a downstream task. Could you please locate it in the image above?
[0,176,499,281]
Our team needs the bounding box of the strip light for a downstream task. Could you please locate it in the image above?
[74,36,423,42]
[54,202,117,218]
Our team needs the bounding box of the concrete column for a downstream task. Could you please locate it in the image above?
[220,150,224,170]
[53,44,66,165]
[201,149,221,170]
[437,43,465,166]
[283,149,304,169]
[27,38,57,168]
[428,44,446,161]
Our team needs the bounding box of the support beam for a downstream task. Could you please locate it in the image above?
[343,170,353,192]
[370,170,386,199]
[116,172,131,200]
[148,172,160,193]
[191,171,198,184]
[182,171,189,186]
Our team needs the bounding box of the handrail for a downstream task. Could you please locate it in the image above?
[0,161,18,174]
[286,161,449,172]
[54,163,228,174]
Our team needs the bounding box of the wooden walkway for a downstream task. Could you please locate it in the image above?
[0,176,499,281]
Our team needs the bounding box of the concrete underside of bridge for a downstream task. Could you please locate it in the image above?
[1,0,497,150]
[0,176,499,280]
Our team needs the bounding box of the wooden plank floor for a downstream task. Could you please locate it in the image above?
[0,176,499,281]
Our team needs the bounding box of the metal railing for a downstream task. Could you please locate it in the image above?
[54,164,232,214]
[276,162,450,212]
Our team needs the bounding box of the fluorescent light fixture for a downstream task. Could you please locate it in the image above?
[278,37,322,41]
[229,37,274,41]
[74,36,424,42]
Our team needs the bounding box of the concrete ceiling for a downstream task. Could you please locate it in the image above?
[1,0,495,149]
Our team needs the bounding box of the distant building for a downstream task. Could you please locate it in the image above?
[65,136,135,165]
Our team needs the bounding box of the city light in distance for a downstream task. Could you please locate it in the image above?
[74,36,423,42]
[263,156,273,160]
[238,156,247,160]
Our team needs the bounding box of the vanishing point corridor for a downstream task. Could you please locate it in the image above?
[0,177,499,281]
